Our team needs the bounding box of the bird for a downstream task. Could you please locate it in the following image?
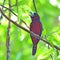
[30,12,42,55]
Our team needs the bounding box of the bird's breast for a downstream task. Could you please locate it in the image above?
[30,22,42,35]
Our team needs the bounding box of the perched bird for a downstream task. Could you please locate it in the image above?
[30,12,42,55]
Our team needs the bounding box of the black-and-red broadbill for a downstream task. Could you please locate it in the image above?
[30,12,42,55]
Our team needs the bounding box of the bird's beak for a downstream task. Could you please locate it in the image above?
[29,12,34,17]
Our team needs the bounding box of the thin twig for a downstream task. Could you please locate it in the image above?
[21,20,30,29]
[11,4,16,7]
[11,0,19,7]
[0,5,17,16]
[16,0,18,13]
[0,8,60,50]
[48,45,53,60]
[33,0,38,13]
[0,0,5,19]
[2,0,5,12]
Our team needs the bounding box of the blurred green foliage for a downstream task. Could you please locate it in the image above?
[0,0,60,60]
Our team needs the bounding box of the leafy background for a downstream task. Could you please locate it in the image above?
[0,0,60,60]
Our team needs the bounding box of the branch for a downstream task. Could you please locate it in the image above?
[0,8,60,50]
[6,0,11,60]
[6,21,10,60]
[0,5,29,29]
[0,8,29,32]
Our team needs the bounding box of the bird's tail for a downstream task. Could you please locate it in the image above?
[32,45,37,55]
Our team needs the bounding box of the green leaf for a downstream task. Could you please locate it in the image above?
[37,48,53,60]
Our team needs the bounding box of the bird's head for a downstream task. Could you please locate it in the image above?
[29,12,39,21]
